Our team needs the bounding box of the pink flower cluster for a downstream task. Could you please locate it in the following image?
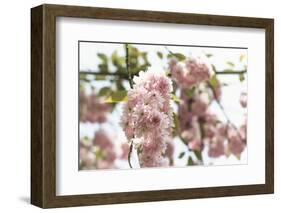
[80,91,111,123]
[121,70,173,167]
[227,126,246,156]
[80,141,96,169]
[80,130,117,170]
[179,92,206,152]
[204,114,228,158]
[80,131,136,170]
[93,130,117,169]
[169,57,212,89]
[179,90,247,159]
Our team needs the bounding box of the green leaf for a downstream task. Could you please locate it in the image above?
[98,63,109,73]
[156,51,163,59]
[98,87,111,97]
[187,157,194,166]
[173,53,186,61]
[94,148,104,160]
[178,152,185,159]
[239,54,246,62]
[111,51,119,65]
[194,150,202,161]
[239,73,245,82]
[211,64,217,72]
[206,53,213,58]
[165,70,171,77]
[111,51,125,68]
[186,87,195,99]
[171,94,180,103]
[226,61,235,67]
[209,75,218,88]
[236,154,241,160]
[105,90,128,103]
[97,53,108,63]
[167,53,186,61]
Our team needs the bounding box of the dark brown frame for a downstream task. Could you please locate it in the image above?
[31,4,274,208]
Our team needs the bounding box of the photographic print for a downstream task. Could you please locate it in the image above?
[79,41,248,170]
[31,5,274,207]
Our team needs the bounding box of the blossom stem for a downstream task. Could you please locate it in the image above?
[207,82,234,123]
[128,141,133,168]
[125,43,134,168]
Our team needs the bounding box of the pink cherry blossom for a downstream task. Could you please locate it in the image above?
[92,130,117,169]
[80,145,95,168]
[169,57,212,89]
[121,69,173,168]
[227,127,245,156]
[191,97,208,117]
[208,139,225,158]
[240,92,247,108]
[188,139,202,151]
[80,90,111,123]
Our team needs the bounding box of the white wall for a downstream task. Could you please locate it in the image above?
[0,0,279,211]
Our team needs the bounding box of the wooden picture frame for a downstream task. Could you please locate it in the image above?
[31,4,274,208]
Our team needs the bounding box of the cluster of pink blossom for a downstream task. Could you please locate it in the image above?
[226,125,246,156]
[179,92,206,153]
[179,89,247,160]
[80,141,96,169]
[121,69,174,167]
[80,130,117,169]
[92,130,117,169]
[80,131,135,170]
[169,57,212,89]
[169,55,247,161]
[80,90,111,123]
[203,114,228,157]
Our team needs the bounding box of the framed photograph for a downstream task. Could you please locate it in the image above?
[31,4,274,208]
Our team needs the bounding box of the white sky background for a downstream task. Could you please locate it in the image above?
[79,42,248,169]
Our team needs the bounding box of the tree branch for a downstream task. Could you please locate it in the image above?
[80,71,129,78]
[207,82,243,140]
[215,70,247,75]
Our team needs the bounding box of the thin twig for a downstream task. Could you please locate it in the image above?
[126,44,133,89]
[207,82,242,137]
[127,142,133,168]
[164,46,175,56]
[215,70,247,75]
[125,43,134,169]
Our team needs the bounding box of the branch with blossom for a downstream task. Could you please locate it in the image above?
[169,55,247,163]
